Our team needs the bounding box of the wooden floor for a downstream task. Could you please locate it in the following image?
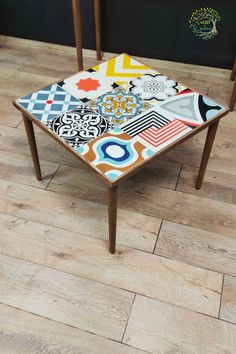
[0,36,236,354]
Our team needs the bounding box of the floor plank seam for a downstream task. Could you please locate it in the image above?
[15,120,23,128]
[174,163,183,191]
[44,163,61,190]
[218,273,225,319]
[121,293,136,343]
[152,219,163,253]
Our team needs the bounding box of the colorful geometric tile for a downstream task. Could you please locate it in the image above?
[58,70,118,103]
[46,107,112,148]
[158,89,225,128]
[120,108,192,152]
[135,119,192,152]
[122,73,187,106]
[121,109,171,137]
[92,53,156,86]
[88,86,150,127]
[17,84,82,123]
[77,128,155,181]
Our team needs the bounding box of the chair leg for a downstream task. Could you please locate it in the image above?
[94,0,102,61]
[229,80,236,111]
[195,121,219,190]
[71,0,83,71]
[108,185,118,254]
[23,115,42,181]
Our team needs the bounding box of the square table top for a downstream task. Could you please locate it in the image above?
[15,53,228,186]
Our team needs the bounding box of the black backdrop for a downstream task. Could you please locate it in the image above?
[0,0,235,68]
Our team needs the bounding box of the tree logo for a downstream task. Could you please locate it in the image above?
[189,8,221,40]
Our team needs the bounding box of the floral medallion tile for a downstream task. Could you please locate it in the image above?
[88,86,151,127]
[77,128,155,181]
[16,84,83,123]
[121,73,187,106]
[46,107,112,148]
[58,70,118,103]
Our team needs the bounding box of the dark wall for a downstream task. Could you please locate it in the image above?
[0,0,235,69]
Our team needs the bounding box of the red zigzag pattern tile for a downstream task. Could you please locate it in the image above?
[137,119,191,151]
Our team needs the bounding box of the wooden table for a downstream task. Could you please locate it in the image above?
[13,54,229,253]
[72,0,101,71]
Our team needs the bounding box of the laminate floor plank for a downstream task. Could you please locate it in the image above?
[165,124,236,175]
[117,181,236,239]
[0,149,59,189]
[220,275,236,324]
[0,253,134,341]
[155,221,236,277]
[0,213,222,316]
[47,158,181,202]
[123,295,236,354]
[1,175,236,250]
[0,306,147,354]
[177,165,236,204]
[0,179,160,252]
[0,123,82,166]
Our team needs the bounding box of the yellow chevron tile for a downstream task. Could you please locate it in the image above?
[93,54,154,84]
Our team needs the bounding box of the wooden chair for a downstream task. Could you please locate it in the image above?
[71,0,102,71]
[229,58,236,111]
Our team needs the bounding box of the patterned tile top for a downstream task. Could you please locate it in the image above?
[15,54,227,183]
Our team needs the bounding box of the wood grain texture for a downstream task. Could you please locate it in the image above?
[124,295,236,354]
[0,149,59,188]
[117,181,236,239]
[46,165,236,244]
[177,164,236,204]
[220,276,236,324]
[0,179,160,252]
[165,124,236,175]
[155,221,236,277]
[47,158,182,202]
[0,253,134,341]
[0,304,149,354]
[0,123,81,166]
[0,213,222,316]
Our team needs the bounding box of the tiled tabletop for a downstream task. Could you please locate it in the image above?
[16,54,226,183]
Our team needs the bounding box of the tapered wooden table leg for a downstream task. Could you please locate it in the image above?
[195,121,219,190]
[23,115,42,181]
[229,80,236,111]
[94,0,102,60]
[71,0,83,71]
[230,58,236,81]
[108,185,118,254]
